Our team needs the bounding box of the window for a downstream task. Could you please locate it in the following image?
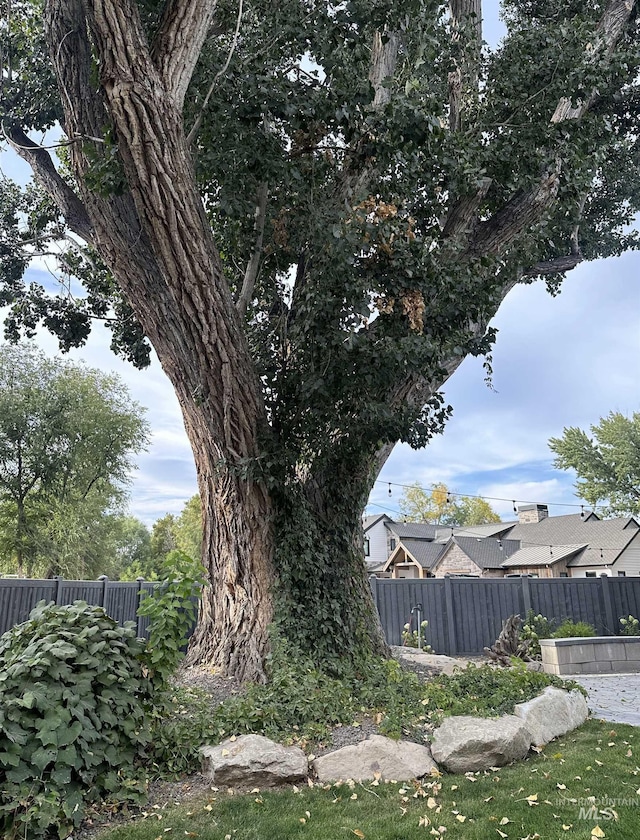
[618,570,626,577]
[586,571,596,578]
[364,538,370,557]
[560,572,568,577]
[389,538,396,551]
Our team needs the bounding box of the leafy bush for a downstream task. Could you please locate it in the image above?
[552,619,596,638]
[420,662,581,726]
[148,685,219,777]
[619,615,640,636]
[0,601,153,839]
[401,620,434,653]
[137,550,206,688]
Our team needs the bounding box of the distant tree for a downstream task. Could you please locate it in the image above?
[399,482,501,525]
[0,345,149,576]
[173,495,202,562]
[113,516,154,580]
[120,497,202,580]
[549,412,640,517]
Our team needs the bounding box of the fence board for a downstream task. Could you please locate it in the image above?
[372,576,640,656]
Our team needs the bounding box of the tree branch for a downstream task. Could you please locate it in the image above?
[4,125,94,244]
[236,181,268,316]
[442,176,492,238]
[369,30,400,109]
[448,0,482,131]
[186,0,243,145]
[468,160,562,256]
[151,0,219,111]
[522,253,584,278]
[550,0,636,124]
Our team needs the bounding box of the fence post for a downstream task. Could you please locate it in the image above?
[600,573,616,635]
[444,575,458,655]
[53,576,63,605]
[521,574,532,617]
[136,577,145,638]
[98,575,109,609]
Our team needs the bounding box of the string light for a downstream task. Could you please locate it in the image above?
[374,479,593,513]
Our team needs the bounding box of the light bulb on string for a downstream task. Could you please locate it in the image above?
[388,482,392,496]
[512,500,517,514]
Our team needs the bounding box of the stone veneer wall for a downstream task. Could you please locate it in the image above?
[433,544,482,578]
[541,636,640,675]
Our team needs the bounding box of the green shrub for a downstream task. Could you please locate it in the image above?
[148,685,219,777]
[137,550,206,689]
[0,601,153,839]
[552,619,596,638]
[420,662,581,726]
[619,615,640,636]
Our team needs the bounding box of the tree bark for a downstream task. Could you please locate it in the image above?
[44,0,275,681]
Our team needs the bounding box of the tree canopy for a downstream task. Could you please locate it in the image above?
[1,0,639,679]
[0,344,149,577]
[399,481,501,525]
[549,412,640,518]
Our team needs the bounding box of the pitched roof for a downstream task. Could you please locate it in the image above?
[363,514,391,532]
[453,536,521,569]
[387,522,441,540]
[452,522,518,539]
[503,515,639,567]
[385,538,446,570]
[501,544,587,568]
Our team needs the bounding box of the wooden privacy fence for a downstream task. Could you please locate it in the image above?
[0,576,158,638]
[369,575,640,655]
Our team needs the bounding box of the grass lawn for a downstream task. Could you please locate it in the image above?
[96,720,640,840]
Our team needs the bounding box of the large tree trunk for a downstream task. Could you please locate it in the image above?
[184,440,275,683]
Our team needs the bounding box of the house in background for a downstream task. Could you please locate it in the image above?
[366,503,640,579]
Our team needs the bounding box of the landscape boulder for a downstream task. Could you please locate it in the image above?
[430,714,532,773]
[200,734,307,788]
[312,735,438,782]
[513,686,589,746]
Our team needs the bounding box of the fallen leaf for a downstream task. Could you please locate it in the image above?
[221,749,230,757]
[455,815,466,823]
[496,831,507,839]
[557,784,567,790]
[427,797,438,809]
[450,785,458,791]
[352,831,365,839]
[591,827,605,838]
[350,794,358,800]
[562,826,572,831]
[499,817,511,825]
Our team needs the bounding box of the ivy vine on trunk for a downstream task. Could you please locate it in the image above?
[1,0,639,681]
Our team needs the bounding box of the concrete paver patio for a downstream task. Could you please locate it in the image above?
[563,673,640,727]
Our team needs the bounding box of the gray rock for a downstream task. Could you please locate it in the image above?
[525,660,545,673]
[430,715,532,773]
[513,686,588,746]
[200,734,307,788]
[312,735,437,782]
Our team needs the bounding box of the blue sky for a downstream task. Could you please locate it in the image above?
[1,3,639,527]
